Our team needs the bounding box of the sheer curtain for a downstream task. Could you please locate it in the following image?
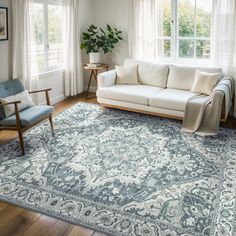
[12,0,38,100]
[129,0,164,60]
[212,0,236,117]
[62,0,83,96]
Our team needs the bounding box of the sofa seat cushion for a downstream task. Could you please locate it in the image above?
[149,88,200,111]
[97,85,163,106]
[0,106,54,126]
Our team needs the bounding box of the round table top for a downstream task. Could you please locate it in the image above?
[83,63,109,70]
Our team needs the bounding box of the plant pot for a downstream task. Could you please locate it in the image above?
[89,52,101,64]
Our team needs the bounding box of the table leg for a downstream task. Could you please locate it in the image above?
[86,71,93,99]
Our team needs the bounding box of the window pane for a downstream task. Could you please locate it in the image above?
[178,0,195,37]
[32,3,45,69]
[196,40,211,59]
[48,4,63,67]
[178,40,194,58]
[163,0,171,37]
[164,40,171,57]
[196,0,212,37]
[155,39,171,57]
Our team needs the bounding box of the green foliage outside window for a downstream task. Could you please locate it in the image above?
[163,0,211,59]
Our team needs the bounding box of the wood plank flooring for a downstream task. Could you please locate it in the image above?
[0,92,235,236]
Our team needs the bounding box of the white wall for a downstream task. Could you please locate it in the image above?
[0,0,11,82]
[37,0,93,105]
[38,71,65,105]
[82,0,129,89]
[0,0,92,105]
[91,0,129,66]
[0,0,123,100]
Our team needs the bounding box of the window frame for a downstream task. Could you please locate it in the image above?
[155,0,212,64]
[33,0,64,74]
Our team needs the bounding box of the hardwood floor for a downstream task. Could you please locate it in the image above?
[0,92,235,236]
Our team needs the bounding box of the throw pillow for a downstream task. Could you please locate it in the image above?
[191,70,221,95]
[115,65,139,85]
[0,90,35,117]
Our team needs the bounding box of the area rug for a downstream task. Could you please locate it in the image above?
[0,102,236,236]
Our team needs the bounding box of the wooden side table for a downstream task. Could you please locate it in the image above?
[83,63,109,99]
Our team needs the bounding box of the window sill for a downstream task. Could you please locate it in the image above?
[150,58,213,67]
[38,68,65,79]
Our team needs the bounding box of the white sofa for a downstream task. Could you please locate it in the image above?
[96,59,231,121]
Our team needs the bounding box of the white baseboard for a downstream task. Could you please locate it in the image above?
[51,95,66,105]
[83,86,97,93]
[39,94,66,106]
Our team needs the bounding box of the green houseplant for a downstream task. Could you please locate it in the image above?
[80,24,123,63]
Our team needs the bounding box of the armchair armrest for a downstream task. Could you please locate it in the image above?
[29,88,52,106]
[0,100,22,126]
[97,70,116,89]
[29,88,52,94]
[0,101,21,107]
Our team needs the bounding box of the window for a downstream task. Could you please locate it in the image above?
[32,0,63,73]
[135,0,213,63]
[177,0,212,60]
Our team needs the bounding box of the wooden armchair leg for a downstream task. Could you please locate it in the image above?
[17,127,25,155]
[49,114,54,135]
[14,103,25,155]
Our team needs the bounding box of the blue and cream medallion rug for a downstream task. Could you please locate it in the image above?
[0,102,236,236]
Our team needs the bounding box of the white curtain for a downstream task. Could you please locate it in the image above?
[212,0,236,117]
[62,0,83,96]
[129,0,164,60]
[12,0,38,96]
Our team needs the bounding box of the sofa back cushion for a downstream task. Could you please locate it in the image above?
[124,59,169,88]
[167,64,222,91]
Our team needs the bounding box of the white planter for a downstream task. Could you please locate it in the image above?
[89,52,101,64]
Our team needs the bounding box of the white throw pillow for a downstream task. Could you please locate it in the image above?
[0,90,35,117]
[115,65,139,85]
[191,70,221,95]
[123,58,169,88]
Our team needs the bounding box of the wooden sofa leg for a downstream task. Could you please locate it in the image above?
[49,114,54,135]
[101,106,106,112]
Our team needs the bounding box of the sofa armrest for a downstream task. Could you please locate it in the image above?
[97,70,116,89]
[212,76,234,121]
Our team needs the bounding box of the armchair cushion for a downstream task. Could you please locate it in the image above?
[0,90,34,117]
[0,106,54,126]
[0,79,25,120]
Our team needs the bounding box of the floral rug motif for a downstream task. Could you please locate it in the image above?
[0,102,236,236]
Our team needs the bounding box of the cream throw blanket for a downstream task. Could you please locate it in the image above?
[182,77,233,136]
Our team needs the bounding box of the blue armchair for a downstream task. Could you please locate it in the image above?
[0,79,54,155]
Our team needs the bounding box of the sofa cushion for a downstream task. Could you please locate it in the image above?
[97,85,163,106]
[0,106,54,126]
[167,64,222,91]
[115,65,139,85]
[191,70,221,95]
[149,88,200,111]
[124,58,169,88]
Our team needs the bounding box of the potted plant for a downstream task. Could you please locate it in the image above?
[80,24,123,64]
